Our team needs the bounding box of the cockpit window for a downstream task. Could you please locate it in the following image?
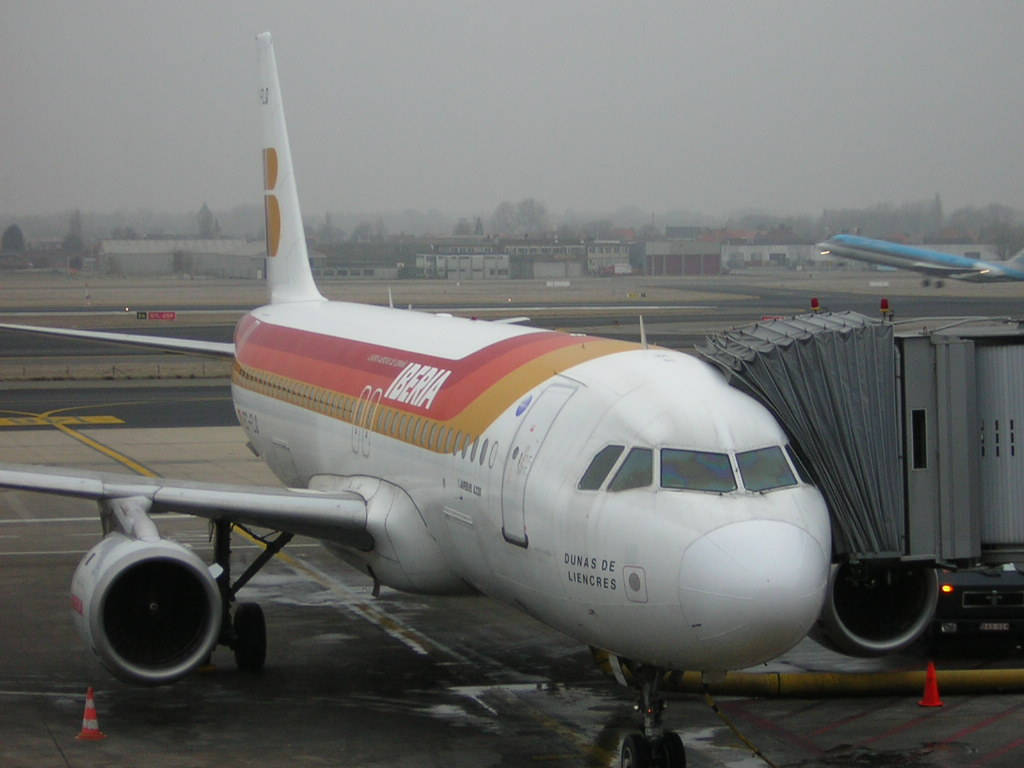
[785,444,812,485]
[737,446,797,492]
[578,444,625,490]
[660,449,736,493]
[608,448,653,491]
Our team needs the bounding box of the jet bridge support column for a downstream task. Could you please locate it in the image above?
[900,335,981,563]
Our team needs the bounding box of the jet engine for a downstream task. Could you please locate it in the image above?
[71,532,222,685]
[809,563,938,656]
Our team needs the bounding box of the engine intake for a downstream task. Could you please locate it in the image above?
[72,533,222,685]
[810,563,938,656]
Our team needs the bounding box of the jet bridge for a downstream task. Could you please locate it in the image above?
[697,312,1024,655]
[697,312,903,561]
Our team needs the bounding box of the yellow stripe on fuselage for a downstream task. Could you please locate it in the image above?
[231,336,636,454]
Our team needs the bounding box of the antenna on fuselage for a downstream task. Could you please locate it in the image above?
[639,315,648,349]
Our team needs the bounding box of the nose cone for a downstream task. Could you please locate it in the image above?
[679,520,828,668]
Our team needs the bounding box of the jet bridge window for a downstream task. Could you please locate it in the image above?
[608,448,653,492]
[660,449,736,493]
[578,444,624,490]
[736,446,797,492]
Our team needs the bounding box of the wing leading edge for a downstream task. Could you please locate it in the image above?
[0,322,235,357]
[0,463,371,550]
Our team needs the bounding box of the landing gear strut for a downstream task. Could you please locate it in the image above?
[212,519,293,671]
[621,667,686,767]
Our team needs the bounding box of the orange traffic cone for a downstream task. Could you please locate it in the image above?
[76,686,107,740]
[918,661,943,707]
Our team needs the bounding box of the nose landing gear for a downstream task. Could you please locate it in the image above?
[621,667,686,767]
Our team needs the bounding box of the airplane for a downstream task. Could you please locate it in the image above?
[0,33,832,767]
[817,233,1024,286]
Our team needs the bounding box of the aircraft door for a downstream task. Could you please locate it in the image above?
[500,383,576,547]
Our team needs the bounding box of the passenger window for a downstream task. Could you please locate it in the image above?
[661,449,736,493]
[578,444,625,490]
[737,446,797,492]
[608,448,653,491]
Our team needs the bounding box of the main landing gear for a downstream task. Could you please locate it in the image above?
[621,667,686,767]
[211,519,293,672]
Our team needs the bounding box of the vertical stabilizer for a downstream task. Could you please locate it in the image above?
[256,32,323,304]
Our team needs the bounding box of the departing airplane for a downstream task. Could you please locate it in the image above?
[0,33,832,767]
[818,233,1024,286]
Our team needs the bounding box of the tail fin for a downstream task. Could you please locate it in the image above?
[256,32,323,304]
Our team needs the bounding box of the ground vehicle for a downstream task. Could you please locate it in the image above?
[930,564,1024,650]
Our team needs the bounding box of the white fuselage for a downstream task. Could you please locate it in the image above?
[231,299,831,672]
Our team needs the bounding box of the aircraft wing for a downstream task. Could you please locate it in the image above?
[901,261,988,278]
[0,462,371,549]
[0,322,235,357]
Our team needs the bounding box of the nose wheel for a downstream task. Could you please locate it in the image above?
[621,667,686,767]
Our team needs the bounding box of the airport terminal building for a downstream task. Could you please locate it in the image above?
[97,239,266,278]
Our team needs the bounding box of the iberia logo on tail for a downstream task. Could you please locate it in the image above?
[263,147,280,258]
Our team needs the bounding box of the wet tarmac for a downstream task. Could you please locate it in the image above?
[3,273,1024,766]
[2,424,1024,767]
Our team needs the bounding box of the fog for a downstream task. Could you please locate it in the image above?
[3,1,1022,222]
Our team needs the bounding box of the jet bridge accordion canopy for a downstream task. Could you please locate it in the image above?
[697,312,903,559]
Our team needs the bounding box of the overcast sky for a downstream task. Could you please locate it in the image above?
[2,1,1022,220]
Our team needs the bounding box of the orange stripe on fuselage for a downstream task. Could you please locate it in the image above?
[232,314,638,448]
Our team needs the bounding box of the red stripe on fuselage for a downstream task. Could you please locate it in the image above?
[234,314,601,420]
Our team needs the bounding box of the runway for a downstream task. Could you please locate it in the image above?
[3,273,1024,766]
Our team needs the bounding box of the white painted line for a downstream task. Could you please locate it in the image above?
[0,543,322,556]
[0,514,193,525]
[278,553,471,663]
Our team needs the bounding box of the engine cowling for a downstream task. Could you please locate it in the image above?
[71,532,222,685]
[809,563,938,656]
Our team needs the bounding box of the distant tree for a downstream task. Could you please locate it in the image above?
[453,218,473,235]
[979,204,1024,259]
[490,201,517,235]
[474,216,484,236]
[69,209,83,239]
[318,212,344,244]
[490,198,549,236]
[516,198,548,235]
[198,203,216,238]
[582,218,614,240]
[637,222,661,241]
[2,224,25,252]
[63,209,84,251]
[350,222,373,242]
[929,193,944,233]
[556,222,581,242]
